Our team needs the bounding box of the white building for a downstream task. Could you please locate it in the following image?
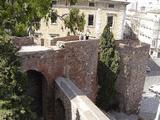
[127,0,160,12]
[124,0,160,58]
[138,10,160,58]
[35,0,129,40]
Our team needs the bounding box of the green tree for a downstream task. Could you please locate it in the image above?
[0,0,85,119]
[50,7,85,35]
[0,0,52,119]
[0,34,37,119]
[96,25,120,111]
[0,0,52,36]
[64,8,85,35]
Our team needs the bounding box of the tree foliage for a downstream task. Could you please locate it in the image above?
[0,0,52,36]
[96,25,120,111]
[0,34,37,119]
[0,0,52,119]
[0,0,86,119]
[64,8,85,35]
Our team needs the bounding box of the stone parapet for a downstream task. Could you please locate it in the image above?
[12,36,34,47]
[116,40,150,113]
[55,77,110,120]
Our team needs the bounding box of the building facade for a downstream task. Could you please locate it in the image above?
[124,10,143,39]
[138,11,160,58]
[127,0,160,12]
[124,3,160,58]
[35,0,129,40]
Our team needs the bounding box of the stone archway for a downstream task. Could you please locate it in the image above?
[55,99,66,120]
[26,70,47,119]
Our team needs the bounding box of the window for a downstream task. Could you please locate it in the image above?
[107,16,113,27]
[108,4,114,8]
[52,0,57,5]
[89,2,95,7]
[41,39,44,46]
[152,40,156,47]
[34,33,42,38]
[51,12,57,23]
[88,15,94,26]
[158,52,160,58]
[49,34,59,38]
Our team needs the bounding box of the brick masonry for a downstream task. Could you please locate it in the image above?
[18,38,98,120]
[116,40,150,114]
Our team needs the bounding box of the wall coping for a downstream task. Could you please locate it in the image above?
[55,77,110,120]
[116,40,150,49]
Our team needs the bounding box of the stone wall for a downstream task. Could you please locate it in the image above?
[19,49,62,120]
[12,36,34,47]
[19,38,98,119]
[116,40,150,113]
[55,77,110,120]
[62,40,98,101]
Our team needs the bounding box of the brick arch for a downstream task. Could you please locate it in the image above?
[26,70,48,119]
[23,67,50,81]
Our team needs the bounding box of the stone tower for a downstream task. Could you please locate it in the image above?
[116,40,150,113]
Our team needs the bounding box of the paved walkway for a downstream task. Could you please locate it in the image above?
[139,58,160,120]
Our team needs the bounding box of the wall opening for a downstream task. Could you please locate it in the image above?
[55,99,66,120]
[26,70,47,119]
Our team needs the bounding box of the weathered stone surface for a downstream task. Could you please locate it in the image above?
[18,38,98,120]
[12,36,34,47]
[55,77,110,120]
[62,40,98,101]
[116,40,150,114]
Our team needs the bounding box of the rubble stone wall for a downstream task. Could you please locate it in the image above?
[12,36,34,47]
[116,40,150,113]
[62,40,98,101]
[19,39,98,119]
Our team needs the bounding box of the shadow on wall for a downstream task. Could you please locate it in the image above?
[26,70,47,119]
[76,109,80,120]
